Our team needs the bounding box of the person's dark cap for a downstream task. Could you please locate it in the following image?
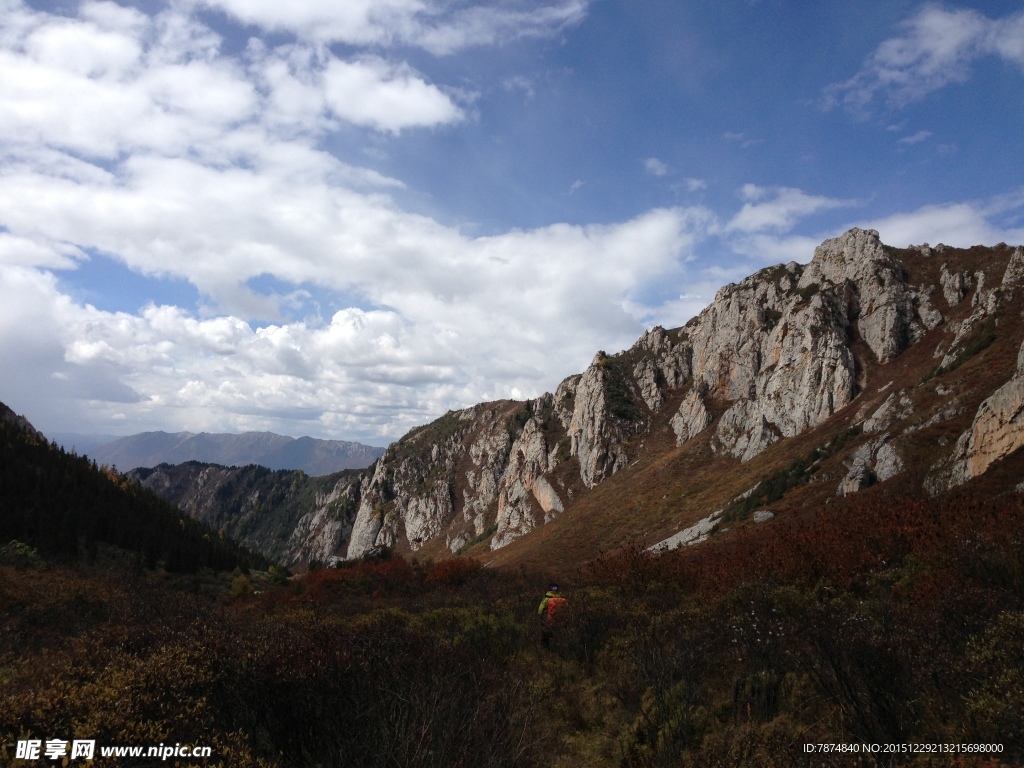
[548,583,559,591]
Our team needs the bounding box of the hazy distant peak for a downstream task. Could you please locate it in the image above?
[87,431,385,476]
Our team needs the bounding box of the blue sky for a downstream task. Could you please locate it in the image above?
[1,0,1023,445]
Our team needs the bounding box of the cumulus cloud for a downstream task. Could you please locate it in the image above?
[3,1,1019,447]
[725,185,856,234]
[321,57,464,132]
[0,205,709,440]
[824,5,1024,114]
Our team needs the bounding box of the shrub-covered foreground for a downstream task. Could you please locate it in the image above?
[2,489,1023,767]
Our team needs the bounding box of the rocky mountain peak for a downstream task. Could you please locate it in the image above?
[801,227,886,286]
[126,230,1024,568]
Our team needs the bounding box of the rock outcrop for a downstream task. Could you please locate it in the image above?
[941,263,970,307]
[491,409,564,550]
[933,339,1024,491]
[837,434,904,496]
[568,355,637,488]
[688,229,935,461]
[649,510,723,551]
[670,389,712,445]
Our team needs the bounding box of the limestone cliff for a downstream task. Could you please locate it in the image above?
[686,229,940,460]
[338,228,959,556]
[930,339,1024,492]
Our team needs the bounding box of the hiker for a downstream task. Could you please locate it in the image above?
[538,583,567,648]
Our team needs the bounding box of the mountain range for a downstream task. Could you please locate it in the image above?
[128,228,1024,569]
[84,430,385,476]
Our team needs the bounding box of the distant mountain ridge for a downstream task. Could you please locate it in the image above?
[89,430,385,476]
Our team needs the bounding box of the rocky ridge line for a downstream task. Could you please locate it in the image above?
[340,229,965,559]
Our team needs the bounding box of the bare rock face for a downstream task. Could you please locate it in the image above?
[346,408,482,558]
[346,465,389,559]
[937,339,1024,490]
[687,243,862,460]
[1002,247,1024,289]
[568,354,638,488]
[799,228,937,364]
[632,325,692,391]
[491,415,563,549]
[670,388,712,445]
[460,420,513,539]
[316,229,1012,558]
[863,390,914,434]
[940,263,970,307]
[714,400,779,462]
[122,232,1024,565]
[837,434,904,496]
[289,479,360,563]
[648,510,723,551]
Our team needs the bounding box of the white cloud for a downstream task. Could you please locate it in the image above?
[2,1,1019,448]
[725,233,825,266]
[824,5,1024,113]
[898,129,932,145]
[322,57,463,133]
[0,2,463,163]
[195,0,590,54]
[0,1,622,441]
[859,194,1024,249]
[725,185,855,234]
[0,232,84,269]
[0,204,709,440]
[644,157,669,176]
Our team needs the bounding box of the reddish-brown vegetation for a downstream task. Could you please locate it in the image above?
[3,480,1022,767]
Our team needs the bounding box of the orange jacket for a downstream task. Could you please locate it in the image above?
[538,591,567,624]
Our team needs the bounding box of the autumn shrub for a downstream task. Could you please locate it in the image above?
[301,554,422,602]
[229,572,253,599]
[962,611,1024,750]
[412,605,526,661]
[0,540,43,569]
[425,555,482,586]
